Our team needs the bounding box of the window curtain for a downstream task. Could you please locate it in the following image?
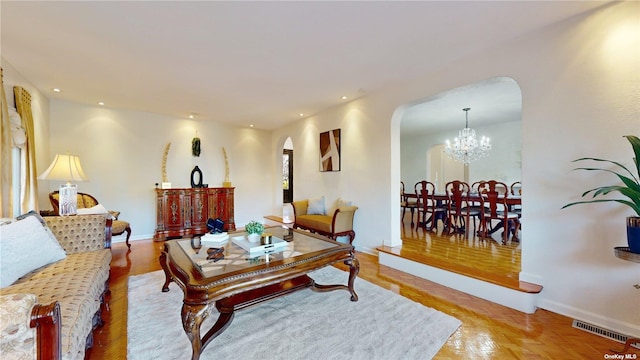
[13,86,38,213]
[0,68,12,217]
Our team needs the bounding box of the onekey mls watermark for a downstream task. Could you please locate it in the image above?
[604,354,638,359]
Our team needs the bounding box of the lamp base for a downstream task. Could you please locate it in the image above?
[59,184,77,216]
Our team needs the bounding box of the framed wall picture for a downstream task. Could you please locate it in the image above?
[319,128,341,171]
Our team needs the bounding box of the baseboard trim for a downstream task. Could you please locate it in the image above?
[537,298,640,338]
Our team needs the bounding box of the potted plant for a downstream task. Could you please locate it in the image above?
[562,135,640,253]
[245,220,264,243]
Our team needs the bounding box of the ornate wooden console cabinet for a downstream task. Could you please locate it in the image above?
[154,187,235,240]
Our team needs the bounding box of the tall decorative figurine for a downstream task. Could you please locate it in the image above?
[161,142,172,189]
[222,147,232,187]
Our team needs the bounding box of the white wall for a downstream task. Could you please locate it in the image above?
[44,100,274,240]
[401,120,522,190]
[274,1,640,337]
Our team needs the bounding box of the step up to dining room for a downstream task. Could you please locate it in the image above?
[391,179,542,313]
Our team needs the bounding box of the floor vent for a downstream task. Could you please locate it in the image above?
[572,320,640,349]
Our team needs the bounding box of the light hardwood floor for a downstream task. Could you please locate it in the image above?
[88,230,637,359]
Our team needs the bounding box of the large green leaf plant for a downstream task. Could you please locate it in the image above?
[563,135,640,216]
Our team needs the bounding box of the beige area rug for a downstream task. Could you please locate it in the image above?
[127,267,461,360]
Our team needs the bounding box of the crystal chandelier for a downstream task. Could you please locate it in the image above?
[444,108,491,165]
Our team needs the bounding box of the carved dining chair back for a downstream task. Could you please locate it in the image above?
[477,181,520,244]
[510,181,522,196]
[444,180,480,234]
[49,191,132,249]
[510,181,523,218]
[415,180,447,231]
[401,181,418,226]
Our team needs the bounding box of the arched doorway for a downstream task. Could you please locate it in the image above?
[400,76,522,279]
[282,137,294,222]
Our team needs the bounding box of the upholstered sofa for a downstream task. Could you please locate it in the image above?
[0,213,112,360]
[291,197,358,244]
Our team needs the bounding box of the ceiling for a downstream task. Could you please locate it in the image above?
[1,1,608,130]
[400,76,522,136]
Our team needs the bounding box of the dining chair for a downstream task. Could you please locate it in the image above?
[477,180,520,244]
[510,181,522,196]
[510,181,522,217]
[415,180,447,231]
[401,181,418,226]
[444,180,481,234]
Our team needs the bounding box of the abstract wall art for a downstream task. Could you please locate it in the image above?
[319,128,341,172]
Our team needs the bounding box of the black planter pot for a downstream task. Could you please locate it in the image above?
[627,216,640,254]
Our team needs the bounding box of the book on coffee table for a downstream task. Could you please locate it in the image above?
[231,236,288,255]
[201,232,229,247]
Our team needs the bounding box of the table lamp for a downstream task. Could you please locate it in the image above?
[38,154,88,215]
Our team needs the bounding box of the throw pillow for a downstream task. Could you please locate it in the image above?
[337,197,352,208]
[0,216,67,288]
[328,197,352,215]
[307,196,326,215]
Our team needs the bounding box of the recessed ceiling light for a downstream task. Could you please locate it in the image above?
[299,113,304,117]
[189,114,194,119]
[250,124,254,128]
[341,95,348,100]
[52,88,61,93]
[97,102,105,106]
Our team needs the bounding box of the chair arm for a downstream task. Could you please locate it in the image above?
[331,206,358,233]
[291,200,309,217]
[108,210,120,220]
[31,301,62,360]
[44,214,113,253]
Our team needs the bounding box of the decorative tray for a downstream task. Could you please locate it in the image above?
[614,247,640,264]
[232,235,288,255]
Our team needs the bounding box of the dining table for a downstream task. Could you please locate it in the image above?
[404,192,521,238]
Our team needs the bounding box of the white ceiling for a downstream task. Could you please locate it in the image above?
[1,1,608,130]
[400,76,522,136]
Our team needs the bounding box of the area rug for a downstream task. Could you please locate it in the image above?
[127,267,461,360]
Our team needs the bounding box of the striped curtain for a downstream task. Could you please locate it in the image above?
[0,68,12,217]
[13,86,39,212]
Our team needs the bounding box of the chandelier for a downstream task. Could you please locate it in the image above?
[444,108,491,165]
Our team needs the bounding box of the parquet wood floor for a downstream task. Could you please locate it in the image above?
[88,237,637,360]
[384,218,533,291]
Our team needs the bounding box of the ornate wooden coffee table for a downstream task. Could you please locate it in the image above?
[159,226,359,360]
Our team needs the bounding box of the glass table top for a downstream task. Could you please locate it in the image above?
[177,226,340,278]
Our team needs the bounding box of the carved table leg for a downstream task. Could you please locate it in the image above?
[182,303,210,360]
[159,248,172,292]
[346,255,360,301]
[310,254,360,302]
[181,301,236,360]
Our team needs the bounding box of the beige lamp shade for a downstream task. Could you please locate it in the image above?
[38,154,88,183]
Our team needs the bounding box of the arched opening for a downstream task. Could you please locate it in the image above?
[399,76,523,282]
[282,137,294,223]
